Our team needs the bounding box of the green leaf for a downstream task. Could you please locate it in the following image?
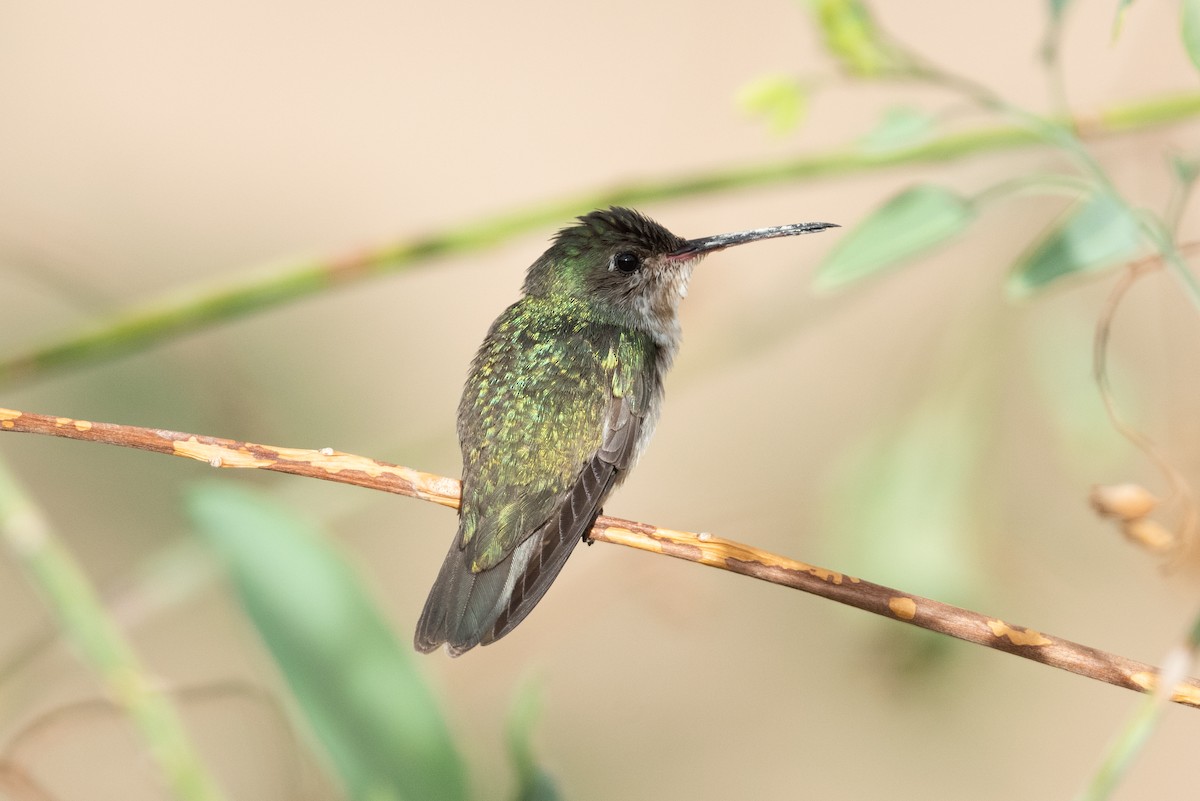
[1169,153,1200,185]
[1048,0,1072,22]
[737,74,809,136]
[508,685,560,801]
[1025,314,1131,477]
[859,106,937,153]
[1007,192,1143,297]
[813,184,976,291]
[1112,0,1135,39]
[821,388,989,673]
[808,0,896,76]
[186,483,467,801]
[1183,0,1200,73]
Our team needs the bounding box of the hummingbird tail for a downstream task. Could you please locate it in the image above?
[414,458,617,656]
[412,533,515,656]
[412,524,584,657]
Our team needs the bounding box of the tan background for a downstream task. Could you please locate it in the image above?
[2,1,1200,799]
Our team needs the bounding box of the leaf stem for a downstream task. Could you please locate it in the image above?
[2,91,1200,386]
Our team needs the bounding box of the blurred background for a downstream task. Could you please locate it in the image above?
[1,1,1200,799]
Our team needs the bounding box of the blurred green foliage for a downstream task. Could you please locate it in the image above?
[507,685,560,801]
[737,75,810,137]
[2,2,1199,800]
[1008,192,1144,297]
[809,0,901,76]
[187,482,469,801]
[814,184,976,290]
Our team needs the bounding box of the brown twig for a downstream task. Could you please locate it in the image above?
[2,406,1198,708]
[1091,243,1200,554]
[0,760,60,801]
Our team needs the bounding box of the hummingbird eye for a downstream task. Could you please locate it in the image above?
[612,251,642,274]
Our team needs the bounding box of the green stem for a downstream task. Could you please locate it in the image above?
[1139,219,1200,308]
[1040,10,1072,119]
[1163,161,1199,236]
[1076,612,1200,801]
[1076,693,1165,801]
[897,56,1200,311]
[969,172,1095,209]
[2,91,1200,386]
[0,458,228,801]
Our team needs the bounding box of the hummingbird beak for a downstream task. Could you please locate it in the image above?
[666,221,839,261]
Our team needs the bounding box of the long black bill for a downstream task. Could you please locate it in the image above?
[669,221,838,259]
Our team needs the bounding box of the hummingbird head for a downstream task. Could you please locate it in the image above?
[523,207,836,346]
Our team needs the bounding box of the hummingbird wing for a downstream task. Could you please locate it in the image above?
[414,311,655,655]
[478,386,643,646]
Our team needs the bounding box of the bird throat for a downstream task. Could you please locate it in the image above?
[637,260,695,350]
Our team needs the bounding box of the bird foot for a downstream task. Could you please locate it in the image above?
[582,509,601,545]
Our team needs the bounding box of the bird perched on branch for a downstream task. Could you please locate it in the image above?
[415,207,836,655]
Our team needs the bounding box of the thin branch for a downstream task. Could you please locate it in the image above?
[0,761,60,801]
[1,92,1199,387]
[2,408,1198,708]
[1077,611,1200,800]
[1091,245,1200,553]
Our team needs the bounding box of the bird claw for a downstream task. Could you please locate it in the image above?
[582,510,600,545]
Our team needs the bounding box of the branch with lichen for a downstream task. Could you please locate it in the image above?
[2,406,1197,709]
[1,91,1198,387]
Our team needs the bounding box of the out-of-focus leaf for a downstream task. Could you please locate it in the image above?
[808,0,897,76]
[1042,0,1069,64]
[1048,0,1072,22]
[186,483,467,801]
[508,685,559,801]
[737,74,809,136]
[859,106,937,153]
[1184,0,1200,74]
[1112,0,1135,39]
[813,184,976,291]
[822,386,990,672]
[1026,314,1130,477]
[1007,192,1143,297]
[1169,153,1200,185]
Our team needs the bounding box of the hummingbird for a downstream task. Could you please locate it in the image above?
[414,207,836,655]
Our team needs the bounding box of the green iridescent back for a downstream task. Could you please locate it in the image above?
[457,294,655,571]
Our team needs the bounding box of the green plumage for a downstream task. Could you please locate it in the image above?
[459,296,652,571]
[413,206,834,656]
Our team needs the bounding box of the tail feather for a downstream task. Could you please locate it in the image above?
[413,519,582,656]
[482,463,615,645]
[413,536,473,653]
[413,527,547,656]
[413,460,616,655]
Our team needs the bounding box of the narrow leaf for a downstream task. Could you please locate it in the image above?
[737,74,809,136]
[1112,0,1135,39]
[1169,153,1200,185]
[187,482,467,801]
[508,685,560,801]
[813,184,975,291]
[1048,0,1072,22]
[0,461,229,801]
[808,0,896,76]
[1183,0,1200,73]
[821,389,989,672]
[1007,192,1143,297]
[859,106,937,153]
